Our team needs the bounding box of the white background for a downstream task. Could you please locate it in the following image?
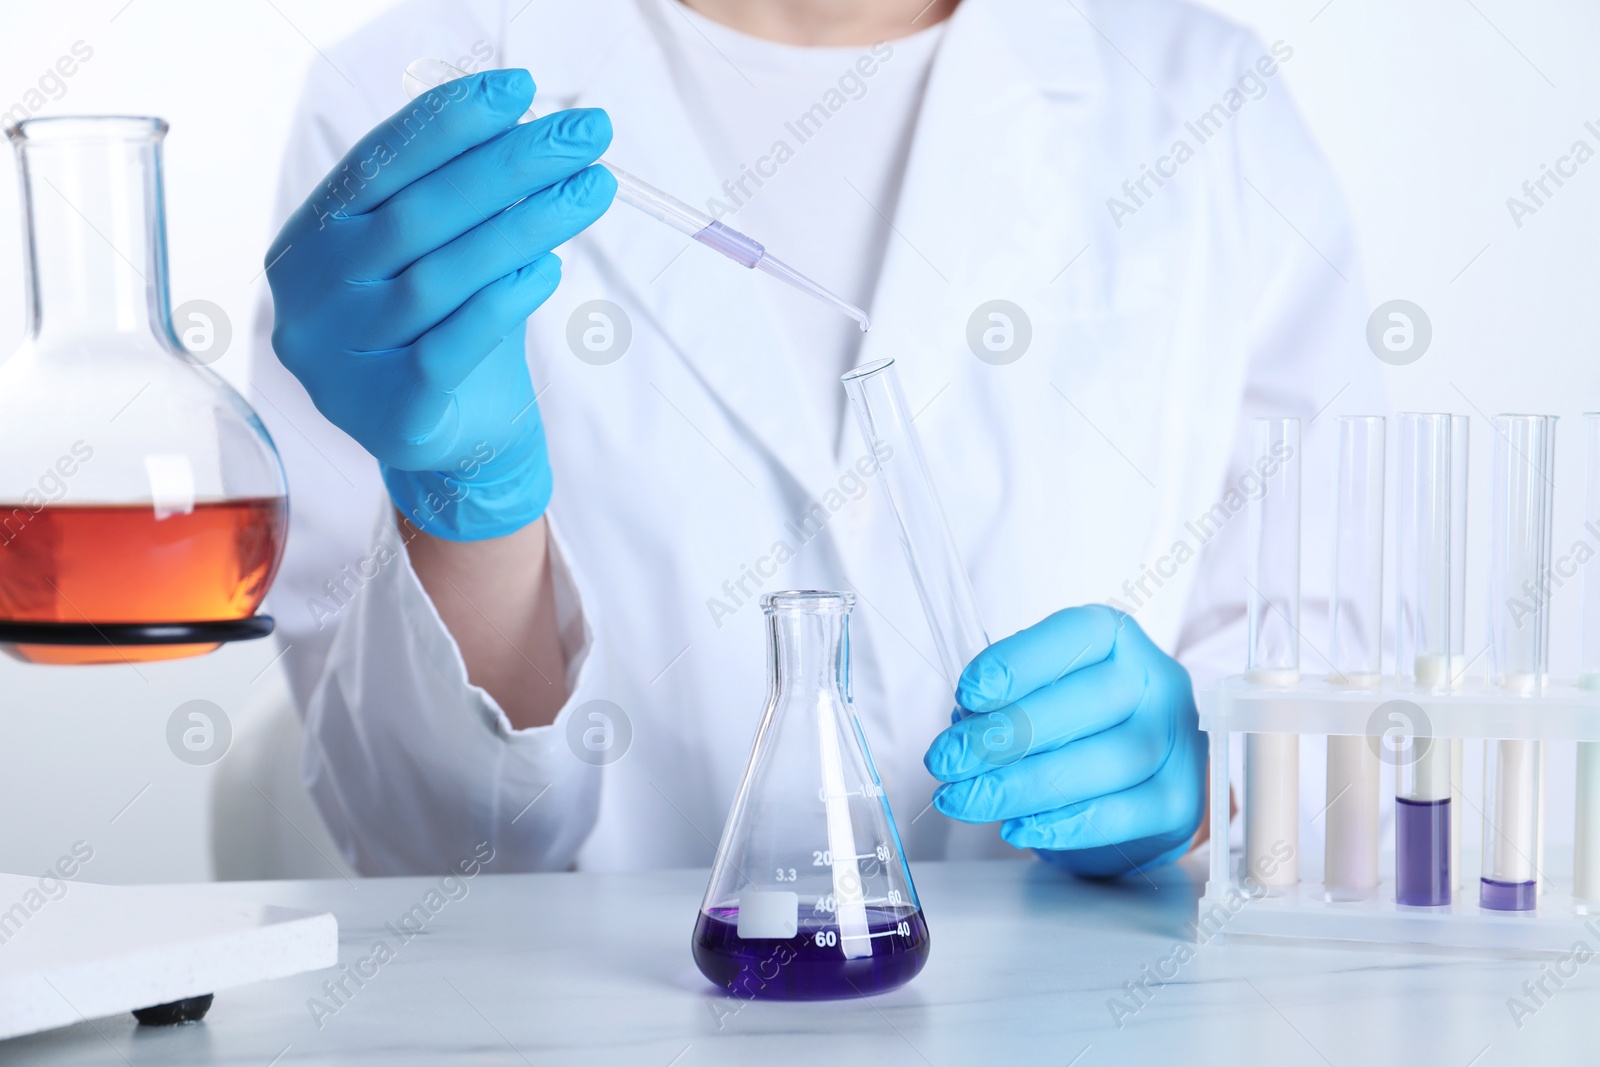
[0,0,1596,883]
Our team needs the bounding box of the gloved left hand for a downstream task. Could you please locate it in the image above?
[923,605,1206,877]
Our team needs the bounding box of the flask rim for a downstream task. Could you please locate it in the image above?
[761,590,854,614]
[7,115,168,145]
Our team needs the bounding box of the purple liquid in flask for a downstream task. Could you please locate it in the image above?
[692,905,930,1000]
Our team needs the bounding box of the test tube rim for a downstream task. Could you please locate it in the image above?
[841,358,896,384]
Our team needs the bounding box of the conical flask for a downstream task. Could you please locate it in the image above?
[0,117,287,664]
[693,590,929,999]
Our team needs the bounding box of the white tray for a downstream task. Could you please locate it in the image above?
[0,874,337,1040]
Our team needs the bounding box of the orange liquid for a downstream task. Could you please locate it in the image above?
[0,498,287,664]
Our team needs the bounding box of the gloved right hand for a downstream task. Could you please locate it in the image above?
[265,68,616,541]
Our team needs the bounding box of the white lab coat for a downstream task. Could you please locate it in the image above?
[251,0,1383,875]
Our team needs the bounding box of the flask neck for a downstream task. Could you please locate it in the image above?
[12,118,174,346]
[767,607,852,703]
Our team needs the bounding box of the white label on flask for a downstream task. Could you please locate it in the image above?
[144,454,196,520]
[736,890,798,939]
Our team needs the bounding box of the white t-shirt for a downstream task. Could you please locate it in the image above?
[647,1,946,444]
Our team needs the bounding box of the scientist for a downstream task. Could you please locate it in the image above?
[256,0,1378,876]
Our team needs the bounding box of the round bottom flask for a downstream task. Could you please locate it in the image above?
[0,117,287,663]
[693,591,930,999]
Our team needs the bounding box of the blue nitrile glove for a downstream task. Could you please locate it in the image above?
[265,69,616,541]
[923,605,1206,877]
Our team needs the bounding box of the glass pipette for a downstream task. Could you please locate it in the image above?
[403,58,870,333]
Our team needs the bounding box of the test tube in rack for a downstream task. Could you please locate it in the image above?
[1245,418,1300,890]
[1482,414,1557,911]
[1577,413,1600,906]
[1394,413,1457,907]
[1325,416,1384,899]
[1448,414,1470,891]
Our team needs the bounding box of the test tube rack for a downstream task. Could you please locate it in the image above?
[1199,675,1600,954]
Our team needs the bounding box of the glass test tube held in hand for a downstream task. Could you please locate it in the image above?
[1325,417,1384,900]
[1245,418,1300,890]
[1576,414,1600,906]
[1394,414,1458,907]
[842,359,990,694]
[1483,414,1557,911]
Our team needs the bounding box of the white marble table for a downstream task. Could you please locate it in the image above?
[4,858,1597,1065]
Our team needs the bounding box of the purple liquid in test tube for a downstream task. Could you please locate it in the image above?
[1395,797,1450,906]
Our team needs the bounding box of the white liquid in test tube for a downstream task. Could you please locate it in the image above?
[1246,726,1299,888]
[1574,413,1600,906]
[1244,419,1300,890]
[1324,416,1384,900]
[1579,671,1600,906]
[1324,727,1379,898]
